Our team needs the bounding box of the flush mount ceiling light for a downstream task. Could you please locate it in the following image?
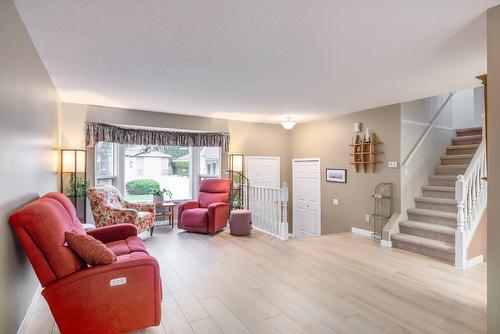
[281,118,296,130]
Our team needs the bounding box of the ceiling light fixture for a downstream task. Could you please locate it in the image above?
[281,118,296,130]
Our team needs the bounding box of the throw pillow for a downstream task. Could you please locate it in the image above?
[65,231,117,265]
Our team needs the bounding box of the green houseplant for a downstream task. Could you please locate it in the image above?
[152,187,173,204]
[65,176,90,199]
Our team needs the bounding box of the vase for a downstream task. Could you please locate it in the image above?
[153,195,164,204]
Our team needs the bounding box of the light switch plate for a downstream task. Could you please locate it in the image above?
[333,198,339,205]
[388,161,398,168]
[365,214,371,223]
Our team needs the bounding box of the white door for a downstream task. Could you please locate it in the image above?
[293,159,321,238]
[245,156,280,188]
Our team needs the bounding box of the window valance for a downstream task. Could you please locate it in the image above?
[85,122,230,152]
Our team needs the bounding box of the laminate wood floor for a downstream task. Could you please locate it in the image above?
[25,227,486,334]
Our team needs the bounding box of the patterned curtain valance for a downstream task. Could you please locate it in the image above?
[85,122,230,152]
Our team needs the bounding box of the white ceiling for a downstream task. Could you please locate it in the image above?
[15,0,499,124]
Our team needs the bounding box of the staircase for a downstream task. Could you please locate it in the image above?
[392,127,483,263]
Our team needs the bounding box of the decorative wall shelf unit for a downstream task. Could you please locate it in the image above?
[349,133,384,173]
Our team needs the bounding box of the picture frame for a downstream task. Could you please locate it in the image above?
[326,168,347,183]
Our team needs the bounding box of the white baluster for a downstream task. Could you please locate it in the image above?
[455,175,466,268]
[281,183,289,240]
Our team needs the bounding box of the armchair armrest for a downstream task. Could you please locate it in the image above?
[178,200,200,218]
[87,224,137,243]
[110,208,139,225]
[207,202,229,233]
[42,253,162,333]
[125,201,155,213]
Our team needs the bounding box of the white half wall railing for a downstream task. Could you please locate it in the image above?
[248,183,289,240]
[455,140,487,268]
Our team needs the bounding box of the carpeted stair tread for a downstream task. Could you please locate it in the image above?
[407,208,456,219]
[414,197,456,205]
[421,185,454,193]
[400,220,456,236]
[455,127,483,136]
[391,233,455,253]
[441,154,474,160]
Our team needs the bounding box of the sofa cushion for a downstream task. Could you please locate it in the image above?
[181,208,208,228]
[65,231,117,265]
[106,236,149,256]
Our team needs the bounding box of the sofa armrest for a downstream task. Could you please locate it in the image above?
[87,224,138,243]
[207,202,229,233]
[42,253,162,333]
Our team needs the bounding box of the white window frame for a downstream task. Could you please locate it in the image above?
[94,144,222,201]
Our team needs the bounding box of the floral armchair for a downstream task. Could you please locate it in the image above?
[88,186,156,235]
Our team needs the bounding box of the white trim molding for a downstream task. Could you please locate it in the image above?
[351,227,373,238]
[17,284,42,334]
[467,255,484,268]
[381,240,393,248]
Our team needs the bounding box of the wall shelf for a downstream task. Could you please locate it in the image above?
[351,133,384,173]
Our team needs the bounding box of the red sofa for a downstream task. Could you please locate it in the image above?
[9,192,162,334]
[178,178,231,234]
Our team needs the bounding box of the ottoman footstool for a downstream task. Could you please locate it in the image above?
[229,209,252,236]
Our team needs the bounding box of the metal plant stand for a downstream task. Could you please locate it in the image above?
[370,183,392,240]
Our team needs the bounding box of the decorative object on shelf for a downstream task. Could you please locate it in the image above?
[152,187,172,204]
[326,168,347,183]
[349,131,384,173]
[281,117,296,130]
[364,127,371,141]
[60,148,87,222]
[369,182,392,240]
[353,122,362,133]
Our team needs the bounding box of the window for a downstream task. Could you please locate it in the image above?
[95,142,117,186]
[124,145,192,202]
[95,143,222,202]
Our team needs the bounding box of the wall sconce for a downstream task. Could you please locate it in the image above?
[60,149,87,222]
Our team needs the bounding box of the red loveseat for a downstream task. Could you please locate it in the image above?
[177,178,231,234]
[9,192,162,334]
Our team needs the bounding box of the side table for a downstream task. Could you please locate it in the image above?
[155,202,176,230]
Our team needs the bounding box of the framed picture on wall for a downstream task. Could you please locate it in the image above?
[326,168,347,183]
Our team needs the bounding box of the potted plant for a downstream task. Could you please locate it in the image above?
[152,187,173,204]
[66,176,91,200]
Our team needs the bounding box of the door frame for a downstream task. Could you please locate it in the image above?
[244,156,281,188]
[292,158,321,237]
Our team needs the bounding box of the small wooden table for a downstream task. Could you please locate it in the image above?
[155,202,176,229]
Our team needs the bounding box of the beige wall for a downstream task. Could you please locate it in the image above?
[290,105,401,234]
[0,1,60,333]
[487,5,500,333]
[468,210,487,261]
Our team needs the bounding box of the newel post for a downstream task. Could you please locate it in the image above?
[455,175,467,268]
[280,183,289,240]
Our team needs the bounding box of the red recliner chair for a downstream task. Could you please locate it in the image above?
[9,192,162,334]
[178,178,231,234]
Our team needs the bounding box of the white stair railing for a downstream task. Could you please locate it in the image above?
[248,183,289,240]
[455,140,487,268]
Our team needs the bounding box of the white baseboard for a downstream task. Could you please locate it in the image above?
[351,227,373,238]
[467,255,484,268]
[18,284,42,334]
[381,240,392,248]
